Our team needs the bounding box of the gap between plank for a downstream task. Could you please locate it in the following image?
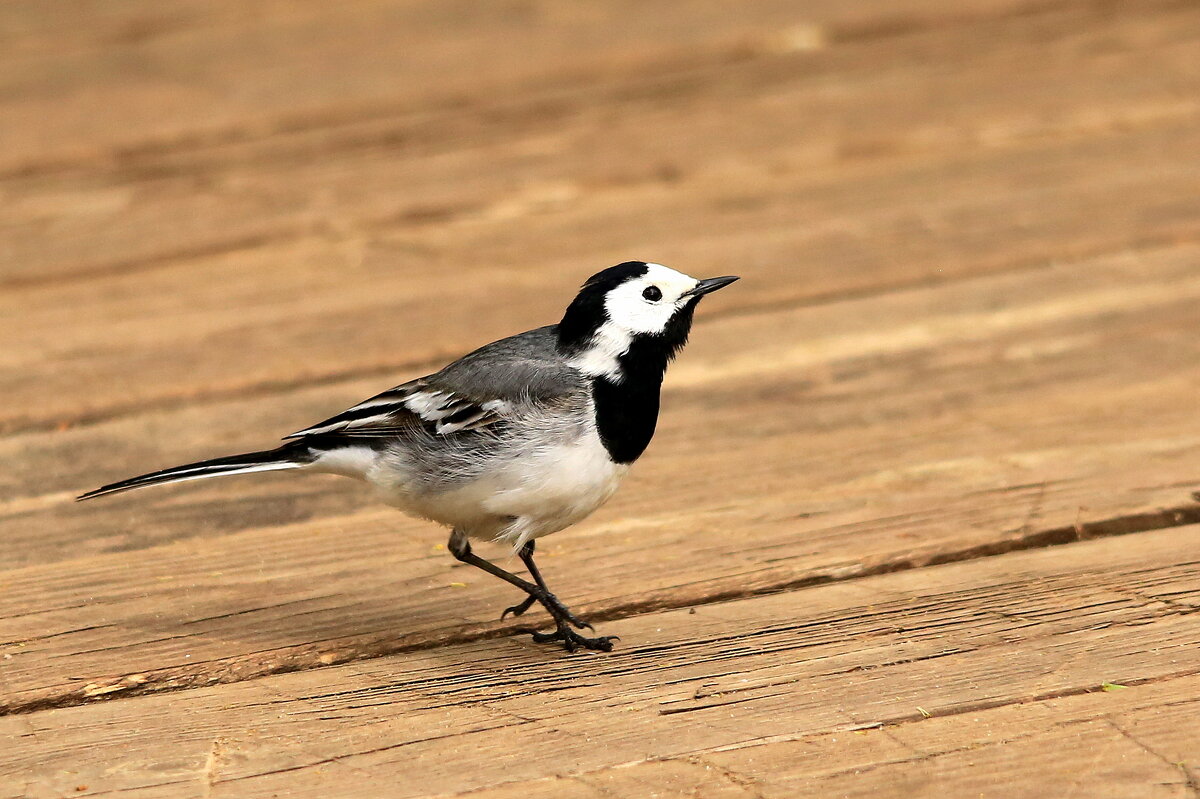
[3,498,1197,719]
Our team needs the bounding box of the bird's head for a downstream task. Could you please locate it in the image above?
[558,261,738,380]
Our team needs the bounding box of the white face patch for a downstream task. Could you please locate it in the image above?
[568,263,701,380]
[602,263,700,336]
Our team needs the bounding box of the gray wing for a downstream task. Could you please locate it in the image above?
[286,326,581,439]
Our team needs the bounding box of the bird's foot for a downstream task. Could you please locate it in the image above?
[501,590,593,631]
[528,593,614,652]
[506,590,614,652]
[530,623,619,653]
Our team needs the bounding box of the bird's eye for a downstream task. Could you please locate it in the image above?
[642,286,663,302]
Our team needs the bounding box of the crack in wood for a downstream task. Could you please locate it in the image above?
[793,730,1047,782]
[1106,718,1200,798]
[213,719,535,787]
[686,754,769,799]
[176,595,341,627]
[83,780,194,797]
[659,690,794,716]
[0,623,116,648]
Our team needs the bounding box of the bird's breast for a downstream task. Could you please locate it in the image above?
[480,420,629,536]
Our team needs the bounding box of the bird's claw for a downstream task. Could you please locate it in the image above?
[528,593,612,652]
[530,626,619,653]
[501,595,536,620]
[505,588,612,651]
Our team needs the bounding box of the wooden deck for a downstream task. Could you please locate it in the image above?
[3,1,1200,796]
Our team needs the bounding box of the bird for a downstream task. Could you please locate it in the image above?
[79,262,739,652]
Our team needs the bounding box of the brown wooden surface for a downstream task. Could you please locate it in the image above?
[2,1,1200,797]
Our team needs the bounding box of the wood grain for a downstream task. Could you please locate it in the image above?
[459,682,1200,799]
[0,0,1093,178]
[3,1,1199,434]
[3,1,1200,796]
[4,527,1198,798]
[2,246,1199,716]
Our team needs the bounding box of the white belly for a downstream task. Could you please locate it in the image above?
[329,423,629,549]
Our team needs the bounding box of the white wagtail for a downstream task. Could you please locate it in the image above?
[80,262,738,651]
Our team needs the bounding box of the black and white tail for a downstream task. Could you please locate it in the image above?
[77,443,313,501]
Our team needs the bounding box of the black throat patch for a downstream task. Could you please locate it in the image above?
[591,373,660,464]
[590,300,698,464]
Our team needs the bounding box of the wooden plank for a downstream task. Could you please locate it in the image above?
[6,120,1200,435]
[6,243,1200,544]
[2,246,1199,711]
[462,684,1200,799]
[0,0,1074,177]
[3,526,1199,798]
[6,0,1197,284]
[4,115,1200,427]
[2,3,1198,797]
[3,2,1199,434]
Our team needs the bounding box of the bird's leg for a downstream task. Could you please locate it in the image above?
[447,529,540,596]
[447,531,616,653]
[501,541,593,630]
[514,541,618,652]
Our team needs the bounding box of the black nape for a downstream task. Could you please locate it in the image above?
[557,261,650,351]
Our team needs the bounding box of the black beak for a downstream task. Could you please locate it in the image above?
[686,275,740,297]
